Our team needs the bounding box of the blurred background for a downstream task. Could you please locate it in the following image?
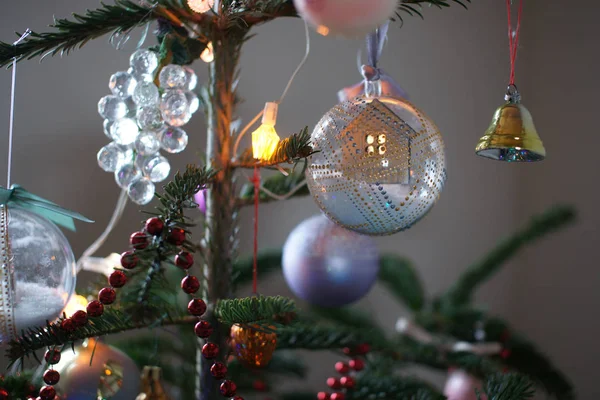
[0,0,599,398]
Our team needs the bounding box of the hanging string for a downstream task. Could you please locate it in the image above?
[506,0,523,85]
[7,30,32,189]
[251,166,260,294]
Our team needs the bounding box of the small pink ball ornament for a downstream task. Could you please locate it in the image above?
[443,369,487,400]
[293,0,397,37]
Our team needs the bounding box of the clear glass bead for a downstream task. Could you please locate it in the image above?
[110,118,139,145]
[128,177,155,205]
[103,119,114,139]
[186,92,200,114]
[159,65,187,89]
[97,142,132,172]
[135,153,154,172]
[160,90,191,127]
[129,49,159,76]
[160,126,188,153]
[98,95,127,121]
[135,131,161,155]
[128,67,154,83]
[115,163,142,189]
[109,71,137,98]
[132,81,160,107]
[136,107,164,130]
[143,155,171,182]
[184,66,198,91]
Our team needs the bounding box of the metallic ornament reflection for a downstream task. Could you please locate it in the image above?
[230,324,277,368]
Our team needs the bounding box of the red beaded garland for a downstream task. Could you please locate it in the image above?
[340,376,355,389]
[60,318,75,332]
[330,393,345,400]
[71,310,88,327]
[0,389,8,400]
[43,370,60,385]
[44,348,61,364]
[317,392,330,400]
[109,270,128,288]
[175,251,194,269]
[194,320,213,338]
[335,361,350,375]
[120,251,139,269]
[86,300,104,317]
[326,377,341,390]
[354,343,370,355]
[348,358,364,371]
[130,231,149,249]
[501,348,511,359]
[181,276,200,294]
[167,228,186,245]
[38,385,56,400]
[219,380,237,397]
[201,342,219,359]
[98,287,116,305]
[145,217,164,236]
[210,362,228,379]
[187,298,207,316]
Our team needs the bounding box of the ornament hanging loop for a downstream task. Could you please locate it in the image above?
[504,84,521,103]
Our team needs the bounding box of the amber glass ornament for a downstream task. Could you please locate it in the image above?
[230,324,277,368]
[135,366,171,400]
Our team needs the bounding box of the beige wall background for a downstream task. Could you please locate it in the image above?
[0,0,598,398]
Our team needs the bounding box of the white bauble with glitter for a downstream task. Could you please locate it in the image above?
[305,83,446,235]
[0,206,76,344]
[293,0,397,37]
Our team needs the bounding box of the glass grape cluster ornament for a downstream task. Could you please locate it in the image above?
[97,49,200,205]
[306,80,447,235]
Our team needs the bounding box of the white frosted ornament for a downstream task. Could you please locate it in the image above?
[293,0,397,37]
[115,163,142,189]
[97,142,132,172]
[129,49,159,76]
[109,71,137,98]
[0,206,76,343]
[306,81,447,235]
[110,117,139,145]
[132,81,160,107]
[143,155,171,182]
[160,89,192,127]
[128,177,155,205]
[136,107,163,130]
[98,95,127,120]
[159,126,188,153]
[135,131,161,155]
[159,65,187,89]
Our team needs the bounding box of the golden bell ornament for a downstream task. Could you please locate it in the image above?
[476,85,546,162]
[135,366,171,400]
[230,324,277,368]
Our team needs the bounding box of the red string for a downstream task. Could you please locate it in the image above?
[252,166,260,294]
[506,0,523,85]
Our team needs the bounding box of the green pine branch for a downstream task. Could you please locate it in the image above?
[442,205,576,306]
[0,372,38,399]
[482,373,536,400]
[234,127,314,168]
[350,374,444,400]
[215,295,297,325]
[379,255,426,311]
[308,306,387,343]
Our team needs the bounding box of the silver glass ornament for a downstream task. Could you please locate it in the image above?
[129,49,159,76]
[160,90,191,127]
[109,71,137,98]
[128,177,155,205]
[159,65,187,89]
[135,131,161,156]
[133,81,160,107]
[115,163,142,189]
[136,107,163,130]
[97,142,132,172]
[159,126,188,153]
[143,155,171,182]
[98,95,127,121]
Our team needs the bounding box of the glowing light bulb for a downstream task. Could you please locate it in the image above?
[316,25,330,36]
[188,0,214,13]
[252,102,281,160]
[63,294,88,317]
[201,42,214,63]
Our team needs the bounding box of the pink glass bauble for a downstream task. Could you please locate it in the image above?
[443,369,487,400]
[194,189,206,214]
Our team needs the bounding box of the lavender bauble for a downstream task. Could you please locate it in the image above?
[443,369,486,400]
[282,214,379,307]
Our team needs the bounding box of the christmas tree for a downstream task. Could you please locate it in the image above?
[0,1,576,399]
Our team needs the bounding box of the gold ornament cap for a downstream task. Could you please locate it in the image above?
[476,85,546,162]
[135,366,171,400]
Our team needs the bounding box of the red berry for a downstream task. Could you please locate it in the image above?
[60,318,76,332]
[109,270,128,288]
[145,217,164,236]
[181,276,200,294]
[175,251,194,269]
[330,393,345,400]
[348,358,364,371]
[0,389,8,400]
[194,321,213,338]
[130,231,149,249]
[317,393,330,400]
[98,287,116,305]
[187,298,207,316]
[335,361,349,375]
[342,347,352,355]
[167,228,186,245]
[326,377,341,390]
[253,380,267,392]
[354,343,370,355]
[87,300,104,317]
[201,342,219,359]
[44,348,61,364]
[43,369,60,385]
[71,310,88,327]
[210,362,227,379]
[120,251,139,269]
[340,376,355,389]
[219,380,237,397]
[39,386,56,400]
[501,349,511,359]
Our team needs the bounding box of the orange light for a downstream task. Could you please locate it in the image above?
[252,103,280,161]
[63,294,88,317]
[187,0,214,13]
[316,25,330,36]
[201,42,214,63]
